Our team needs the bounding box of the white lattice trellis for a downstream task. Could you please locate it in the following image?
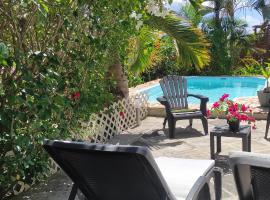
[78,93,148,143]
[45,93,148,195]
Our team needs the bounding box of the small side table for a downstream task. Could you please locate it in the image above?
[210,125,251,159]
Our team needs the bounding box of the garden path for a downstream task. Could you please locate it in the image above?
[12,118,270,200]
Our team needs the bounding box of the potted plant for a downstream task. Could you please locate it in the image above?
[257,62,270,107]
[208,94,256,131]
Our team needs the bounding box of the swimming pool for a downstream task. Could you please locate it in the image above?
[140,76,265,104]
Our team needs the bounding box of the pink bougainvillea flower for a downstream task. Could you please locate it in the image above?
[234,103,239,110]
[252,125,256,129]
[240,114,248,121]
[226,114,232,120]
[248,116,256,122]
[241,104,248,112]
[228,102,238,113]
[71,91,80,100]
[119,111,125,119]
[226,101,233,109]
[207,110,211,117]
[228,106,235,114]
[212,102,220,108]
[235,113,242,120]
[211,94,256,127]
[219,93,229,102]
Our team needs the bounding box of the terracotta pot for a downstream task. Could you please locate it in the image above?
[228,120,240,132]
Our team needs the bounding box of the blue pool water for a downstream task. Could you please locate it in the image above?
[141,76,265,104]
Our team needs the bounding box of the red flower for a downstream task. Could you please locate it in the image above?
[207,110,211,117]
[228,103,238,114]
[234,103,239,111]
[211,94,256,126]
[235,113,242,120]
[252,125,256,129]
[241,104,248,112]
[212,102,220,108]
[219,93,229,102]
[248,116,256,122]
[228,107,235,114]
[119,111,125,118]
[71,92,80,100]
[240,114,248,121]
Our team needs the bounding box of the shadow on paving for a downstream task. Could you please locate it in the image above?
[10,172,76,200]
[133,129,233,175]
[164,126,205,139]
[132,126,204,150]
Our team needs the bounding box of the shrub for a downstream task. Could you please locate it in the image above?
[0,46,113,198]
[0,0,115,196]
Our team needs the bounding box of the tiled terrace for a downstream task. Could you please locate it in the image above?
[12,117,270,200]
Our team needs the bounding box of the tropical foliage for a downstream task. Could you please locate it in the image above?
[178,0,269,75]
[1,0,270,198]
[248,0,270,20]
[0,0,212,198]
[0,0,117,197]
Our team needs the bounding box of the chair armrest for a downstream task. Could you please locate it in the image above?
[157,97,171,111]
[188,94,209,102]
[186,167,222,200]
[188,94,209,116]
[186,176,210,200]
[229,151,270,200]
[229,151,270,169]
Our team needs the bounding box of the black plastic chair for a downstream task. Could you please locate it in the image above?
[265,102,270,139]
[43,140,222,200]
[157,75,209,138]
[229,151,270,200]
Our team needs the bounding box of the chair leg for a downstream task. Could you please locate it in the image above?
[68,184,78,200]
[201,117,208,135]
[265,119,270,139]
[163,117,167,129]
[189,119,193,127]
[214,168,222,200]
[168,119,176,139]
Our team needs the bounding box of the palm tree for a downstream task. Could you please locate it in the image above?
[109,12,210,98]
[249,0,270,21]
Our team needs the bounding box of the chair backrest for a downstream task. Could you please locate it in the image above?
[160,75,188,109]
[43,140,176,200]
[229,152,270,200]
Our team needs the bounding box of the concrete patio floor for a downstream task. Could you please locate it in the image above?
[12,117,270,200]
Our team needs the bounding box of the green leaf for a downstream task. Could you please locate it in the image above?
[146,13,210,69]
[128,27,157,73]
[0,42,9,58]
[35,0,49,14]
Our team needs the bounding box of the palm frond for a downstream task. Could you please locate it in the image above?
[189,0,204,10]
[127,27,158,74]
[248,0,265,10]
[146,13,210,69]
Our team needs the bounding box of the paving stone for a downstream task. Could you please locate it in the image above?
[11,117,270,200]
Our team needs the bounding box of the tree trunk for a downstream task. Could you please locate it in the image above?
[214,0,221,28]
[107,53,129,98]
[262,6,270,21]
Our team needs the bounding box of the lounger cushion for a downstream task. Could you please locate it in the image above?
[155,157,215,200]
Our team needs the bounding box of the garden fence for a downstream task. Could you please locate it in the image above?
[48,93,149,175]
[76,93,149,143]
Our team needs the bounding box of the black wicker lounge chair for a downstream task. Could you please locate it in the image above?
[43,140,222,200]
[229,151,270,200]
[157,75,209,138]
[265,102,270,139]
